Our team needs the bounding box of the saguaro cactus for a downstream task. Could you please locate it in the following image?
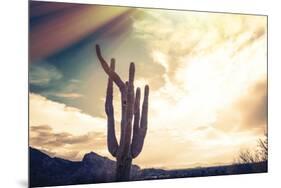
[95,45,149,181]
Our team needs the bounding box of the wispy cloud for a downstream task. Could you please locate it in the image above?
[30,125,107,160]
[30,61,63,87]
[29,93,106,135]
[49,92,84,99]
[29,93,111,160]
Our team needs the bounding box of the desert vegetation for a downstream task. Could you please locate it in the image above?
[235,134,268,164]
[95,45,149,181]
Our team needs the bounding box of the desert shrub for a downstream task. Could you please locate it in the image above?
[235,134,268,164]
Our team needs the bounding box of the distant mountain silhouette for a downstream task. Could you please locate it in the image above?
[29,147,140,187]
[29,147,267,187]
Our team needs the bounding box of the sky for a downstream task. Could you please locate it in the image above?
[29,1,267,169]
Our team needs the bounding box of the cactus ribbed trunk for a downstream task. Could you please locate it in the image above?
[116,156,132,181]
[96,44,149,182]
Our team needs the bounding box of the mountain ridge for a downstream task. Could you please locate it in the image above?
[29,147,267,187]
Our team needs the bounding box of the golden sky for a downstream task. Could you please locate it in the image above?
[29,4,267,169]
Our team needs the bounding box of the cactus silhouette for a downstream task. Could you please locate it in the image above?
[96,45,149,181]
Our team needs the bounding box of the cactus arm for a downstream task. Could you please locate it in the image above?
[131,87,140,157]
[96,45,125,91]
[131,85,149,158]
[105,59,119,157]
[118,84,128,155]
[124,63,135,152]
[140,85,149,130]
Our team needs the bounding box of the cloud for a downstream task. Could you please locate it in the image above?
[30,63,84,101]
[30,125,107,160]
[130,10,267,132]
[30,60,86,114]
[30,61,63,87]
[134,124,261,169]
[129,11,267,168]
[214,79,267,133]
[132,10,266,86]
[46,92,84,99]
[236,80,267,130]
[29,93,106,135]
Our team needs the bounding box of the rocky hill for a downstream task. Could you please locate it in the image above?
[29,147,267,187]
[29,147,140,187]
